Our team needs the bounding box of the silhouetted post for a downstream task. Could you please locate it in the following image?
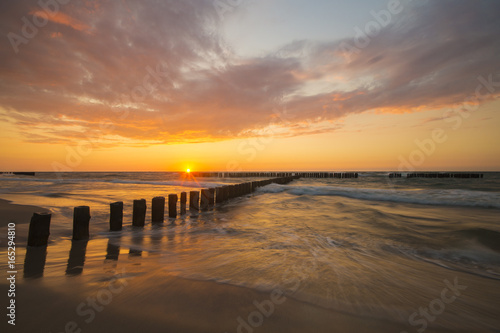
[73,206,90,240]
[110,202,123,231]
[190,191,199,211]
[200,189,210,210]
[215,187,223,204]
[132,199,147,227]
[168,194,178,218]
[208,188,215,208]
[180,192,187,215]
[27,212,51,247]
[229,185,236,199]
[152,196,165,224]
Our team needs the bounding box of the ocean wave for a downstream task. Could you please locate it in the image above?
[108,179,222,188]
[0,176,224,189]
[42,192,71,198]
[257,184,500,209]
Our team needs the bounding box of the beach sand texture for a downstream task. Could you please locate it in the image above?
[1,195,499,333]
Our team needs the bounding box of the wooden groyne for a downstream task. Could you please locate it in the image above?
[389,172,484,179]
[191,172,359,178]
[1,172,35,176]
[25,176,300,247]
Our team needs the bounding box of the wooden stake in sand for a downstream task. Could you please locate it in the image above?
[208,188,215,208]
[190,191,200,211]
[152,196,165,224]
[27,212,52,246]
[200,189,210,210]
[73,206,91,240]
[215,187,223,204]
[168,194,178,218]
[180,192,187,215]
[110,201,123,231]
[132,199,147,227]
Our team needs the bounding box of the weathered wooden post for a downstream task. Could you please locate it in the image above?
[215,187,223,204]
[73,206,90,240]
[190,191,199,211]
[132,199,147,227]
[109,202,123,231]
[180,192,187,215]
[27,213,51,247]
[152,196,165,224]
[208,188,215,208]
[200,189,210,210]
[168,194,178,218]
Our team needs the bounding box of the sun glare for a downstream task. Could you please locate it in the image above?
[187,168,191,173]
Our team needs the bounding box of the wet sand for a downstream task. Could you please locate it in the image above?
[0,198,50,228]
[4,246,457,333]
[0,199,50,250]
[0,201,497,333]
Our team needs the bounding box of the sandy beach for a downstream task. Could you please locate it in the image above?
[0,197,405,333]
[0,198,50,228]
[2,195,499,333]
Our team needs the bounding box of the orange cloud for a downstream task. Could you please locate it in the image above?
[30,10,90,32]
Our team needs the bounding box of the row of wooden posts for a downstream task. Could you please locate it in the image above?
[27,176,300,247]
[191,172,360,178]
[389,172,484,178]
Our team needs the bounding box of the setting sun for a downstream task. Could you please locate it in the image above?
[186,168,191,173]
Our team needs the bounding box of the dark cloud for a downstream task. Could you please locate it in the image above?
[0,0,499,146]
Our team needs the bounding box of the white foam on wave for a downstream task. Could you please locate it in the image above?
[109,179,221,188]
[258,184,500,209]
[0,176,223,189]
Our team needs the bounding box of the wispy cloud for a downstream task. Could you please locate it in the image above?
[30,10,91,32]
[0,0,498,147]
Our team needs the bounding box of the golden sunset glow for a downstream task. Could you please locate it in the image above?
[0,1,499,172]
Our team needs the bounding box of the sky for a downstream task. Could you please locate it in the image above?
[0,0,499,172]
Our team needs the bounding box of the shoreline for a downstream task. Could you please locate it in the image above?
[0,246,451,333]
[0,201,498,331]
[0,198,50,228]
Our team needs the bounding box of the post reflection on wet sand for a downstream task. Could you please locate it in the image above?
[104,236,121,274]
[105,237,121,261]
[149,225,164,256]
[129,228,143,258]
[21,215,209,279]
[24,246,47,279]
[66,240,89,276]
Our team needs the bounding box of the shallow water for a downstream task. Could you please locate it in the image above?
[1,172,499,331]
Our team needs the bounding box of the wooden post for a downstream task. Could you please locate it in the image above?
[208,188,215,208]
[215,187,223,204]
[180,192,187,215]
[152,196,165,224]
[109,202,123,231]
[168,194,178,218]
[132,199,147,227]
[190,191,199,211]
[200,189,210,210]
[73,206,90,240]
[27,212,51,247]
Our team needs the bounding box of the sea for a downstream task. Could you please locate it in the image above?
[1,171,499,331]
